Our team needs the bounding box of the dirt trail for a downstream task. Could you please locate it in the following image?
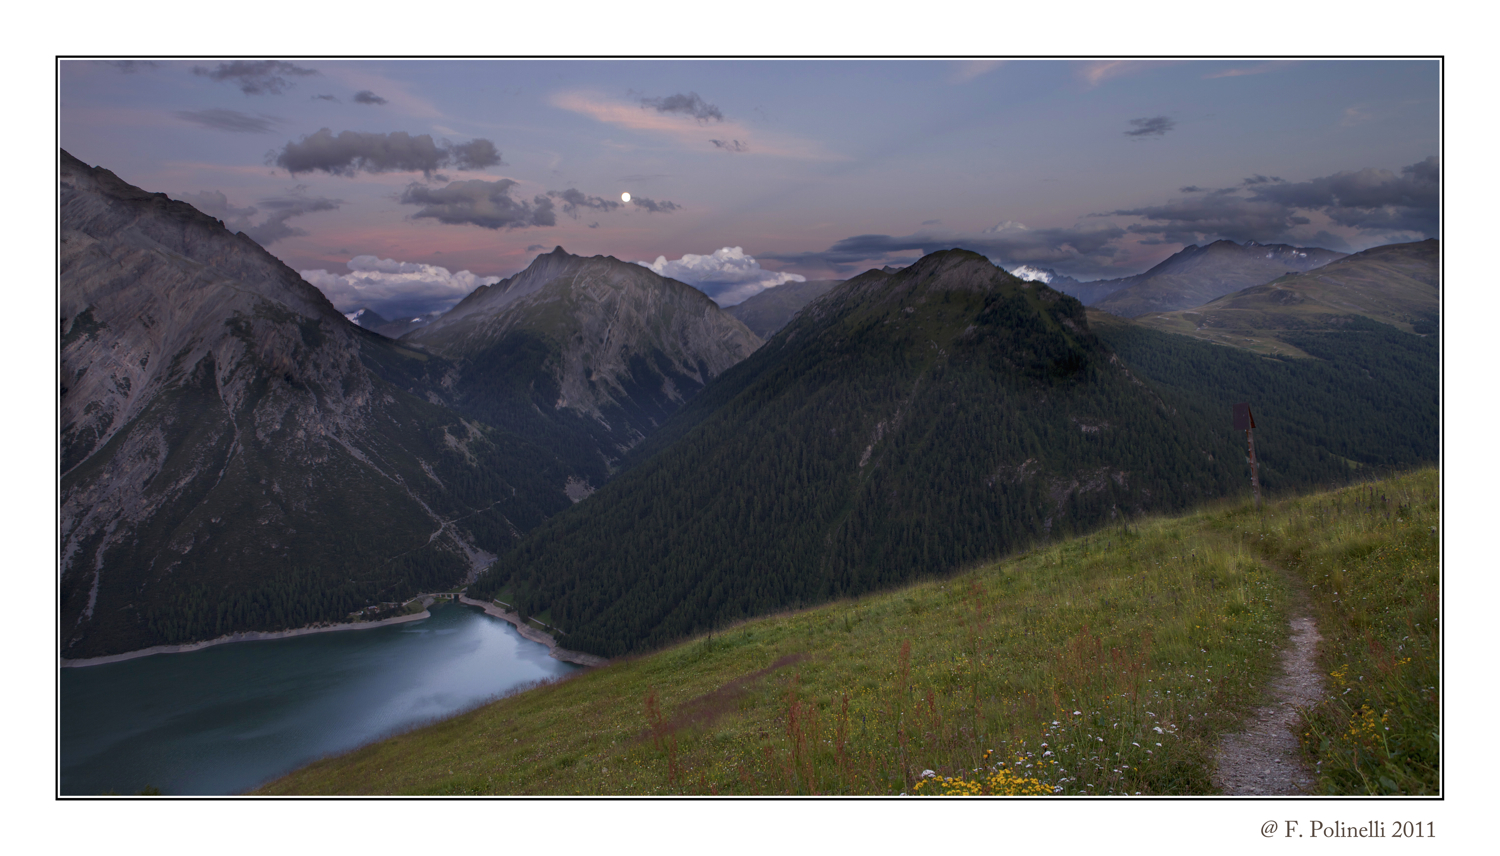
[1212,593,1326,795]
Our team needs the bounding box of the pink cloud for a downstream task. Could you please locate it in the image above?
[1075,60,1179,87]
[550,90,841,161]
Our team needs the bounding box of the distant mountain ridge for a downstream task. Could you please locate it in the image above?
[343,307,390,330]
[1130,239,1437,356]
[1090,240,1346,317]
[724,278,842,338]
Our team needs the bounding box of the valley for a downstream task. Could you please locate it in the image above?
[259,469,1438,796]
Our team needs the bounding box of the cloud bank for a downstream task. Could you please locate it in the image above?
[1108,156,1438,244]
[637,247,805,306]
[398,178,556,229]
[174,108,281,133]
[762,220,1129,278]
[353,90,388,105]
[766,156,1439,280]
[548,188,622,219]
[300,255,499,319]
[630,195,681,214]
[193,60,316,96]
[273,129,502,177]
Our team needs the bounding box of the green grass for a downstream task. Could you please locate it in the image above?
[257,469,1437,796]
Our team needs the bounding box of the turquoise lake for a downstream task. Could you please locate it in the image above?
[59,601,579,795]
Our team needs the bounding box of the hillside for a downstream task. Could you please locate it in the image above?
[1091,240,1346,318]
[1091,308,1437,476]
[261,469,1439,795]
[404,248,762,484]
[1130,240,1438,357]
[59,151,579,658]
[470,249,1251,656]
[724,278,842,338]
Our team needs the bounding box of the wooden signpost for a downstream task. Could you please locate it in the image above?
[1234,403,1260,507]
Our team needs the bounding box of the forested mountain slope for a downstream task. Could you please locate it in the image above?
[471,250,1253,656]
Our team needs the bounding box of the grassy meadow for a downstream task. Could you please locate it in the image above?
[257,469,1438,796]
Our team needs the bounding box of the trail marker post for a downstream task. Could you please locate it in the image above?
[1233,403,1260,507]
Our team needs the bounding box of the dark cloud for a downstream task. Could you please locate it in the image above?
[272,129,501,177]
[710,139,748,153]
[640,92,723,122]
[1124,116,1175,137]
[921,219,942,226]
[398,178,556,230]
[449,138,502,170]
[630,196,681,214]
[353,90,388,105]
[1179,186,1205,193]
[244,192,341,245]
[526,244,546,252]
[547,188,622,219]
[177,187,340,246]
[589,222,600,229]
[1109,156,1439,243]
[174,108,281,134]
[761,223,1129,277]
[1250,156,1438,233]
[1108,196,1310,245]
[105,60,157,73]
[312,94,340,103]
[192,60,317,96]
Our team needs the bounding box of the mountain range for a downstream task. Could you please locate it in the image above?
[58,151,757,658]
[57,150,1439,660]
[470,250,1253,655]
[1085,240,1347,317]
[1128,239,1437,357]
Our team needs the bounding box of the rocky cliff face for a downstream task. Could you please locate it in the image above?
[405,248,762,471]
[59,151,572,657]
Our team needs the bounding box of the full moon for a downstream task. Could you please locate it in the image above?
[621,192,631,203]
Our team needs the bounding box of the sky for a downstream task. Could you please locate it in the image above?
[59,58,1439,319]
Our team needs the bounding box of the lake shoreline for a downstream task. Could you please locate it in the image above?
[59,610,433,668]
[458,596,609,668]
